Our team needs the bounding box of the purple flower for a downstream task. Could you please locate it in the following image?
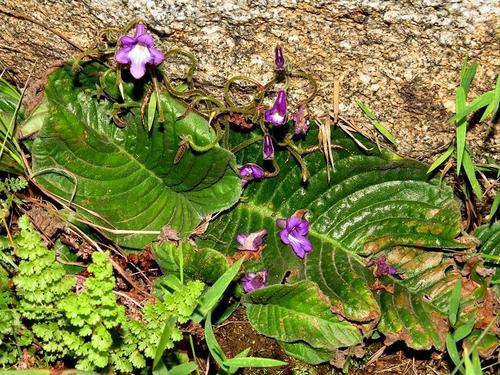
[292,105,310,135]
[236,229,268,251]
[115,24,165,79]
[264,90,287,126]
[239,163,265,179]
[276,215,312,258]
[262,134,274,160]
[275,46,285,71]
[367,255,398,276]
[242,270,267,292]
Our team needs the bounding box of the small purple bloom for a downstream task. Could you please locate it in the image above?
[242,270,267,292]
[239,163,265,179]
[367,255,398,276]
[115,24,165,79]
[275,46,285,71]
[262,134,274,160]
[276,215,312,259]
[264,90,287,126]
[236,229,268,251]
[292,105,310,135]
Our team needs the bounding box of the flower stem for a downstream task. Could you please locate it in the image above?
[288,147,310,182]
[230,136,263,154]
[265,158,280,178]
[181,123,224,152]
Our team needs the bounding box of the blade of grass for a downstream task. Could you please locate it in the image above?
[450,318,496,375]
[169,362,198,375]
[153,316,177,369]
[223,357,287,368]
[453,319,476,342]
[355,99,396,144]
[455,87,467,175]
[427,146,455,174]
[372,120,396,144]
[446,333,463,373]
[486,192,499,222]
[204,312,227,370]
[449,278,462,327]
[228,348,251,374]
[460,58,478,95]
[147,91,158,131]
[449,91,494,123]
[191,257,245,323]
[480,74,500,121]
[470,349,483,375]
[152,359,170,375]
[462,149,482,198]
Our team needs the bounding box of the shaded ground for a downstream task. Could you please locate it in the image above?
[213,308,458,375]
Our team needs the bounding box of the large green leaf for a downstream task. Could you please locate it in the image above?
[198,126,464,350]
[377,247,463,350]
[153,242,228,284]
[243,281,362,350]
[31,65,241,248]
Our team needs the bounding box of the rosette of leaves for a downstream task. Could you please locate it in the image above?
[197,126,487,363]
[31,63,241,249]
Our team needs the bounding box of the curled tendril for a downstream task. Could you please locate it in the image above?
[161,49,205,99]
[178,95,225,121]
[288,70,318,105]
[223,75,267,110]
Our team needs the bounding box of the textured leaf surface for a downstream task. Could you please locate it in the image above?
[243,281,362,350]
[377,247,461,350]
[278,341,332,365]
[153,242,228,284]
[31,65,241,248]
[475,223,500,286]
[198,126,464,350]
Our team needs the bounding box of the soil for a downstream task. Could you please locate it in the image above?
[213,308,462,375]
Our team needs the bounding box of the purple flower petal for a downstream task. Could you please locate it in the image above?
[242,270,267,292]
[279,229,290,245]
[115,47,132,64]
[277,214,313,258]
[287,216,302,228]
[292,105,310,136]
[150,47,165,65]
[263,134,274,160]
[367,256,398,276]
[236,229,267,251]
[239,163,265,180]
[134,24,146,37]
[136,33,154,48]
[295,220,309,236]
[115,24,164,79]
[236,233,248,246]
[119,36,136,47]
[264,90,287,126]
[275,45,285,70]
[276,219,287,229]
[128,44,152,79]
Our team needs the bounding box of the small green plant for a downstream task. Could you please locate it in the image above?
[428,58,499,216]
[6,215,205,372]
[355,99,396,145]
[0,177,27,229]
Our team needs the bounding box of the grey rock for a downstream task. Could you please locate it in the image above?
[0,0,498,164]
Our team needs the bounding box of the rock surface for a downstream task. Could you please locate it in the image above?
[0,0,499,163]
